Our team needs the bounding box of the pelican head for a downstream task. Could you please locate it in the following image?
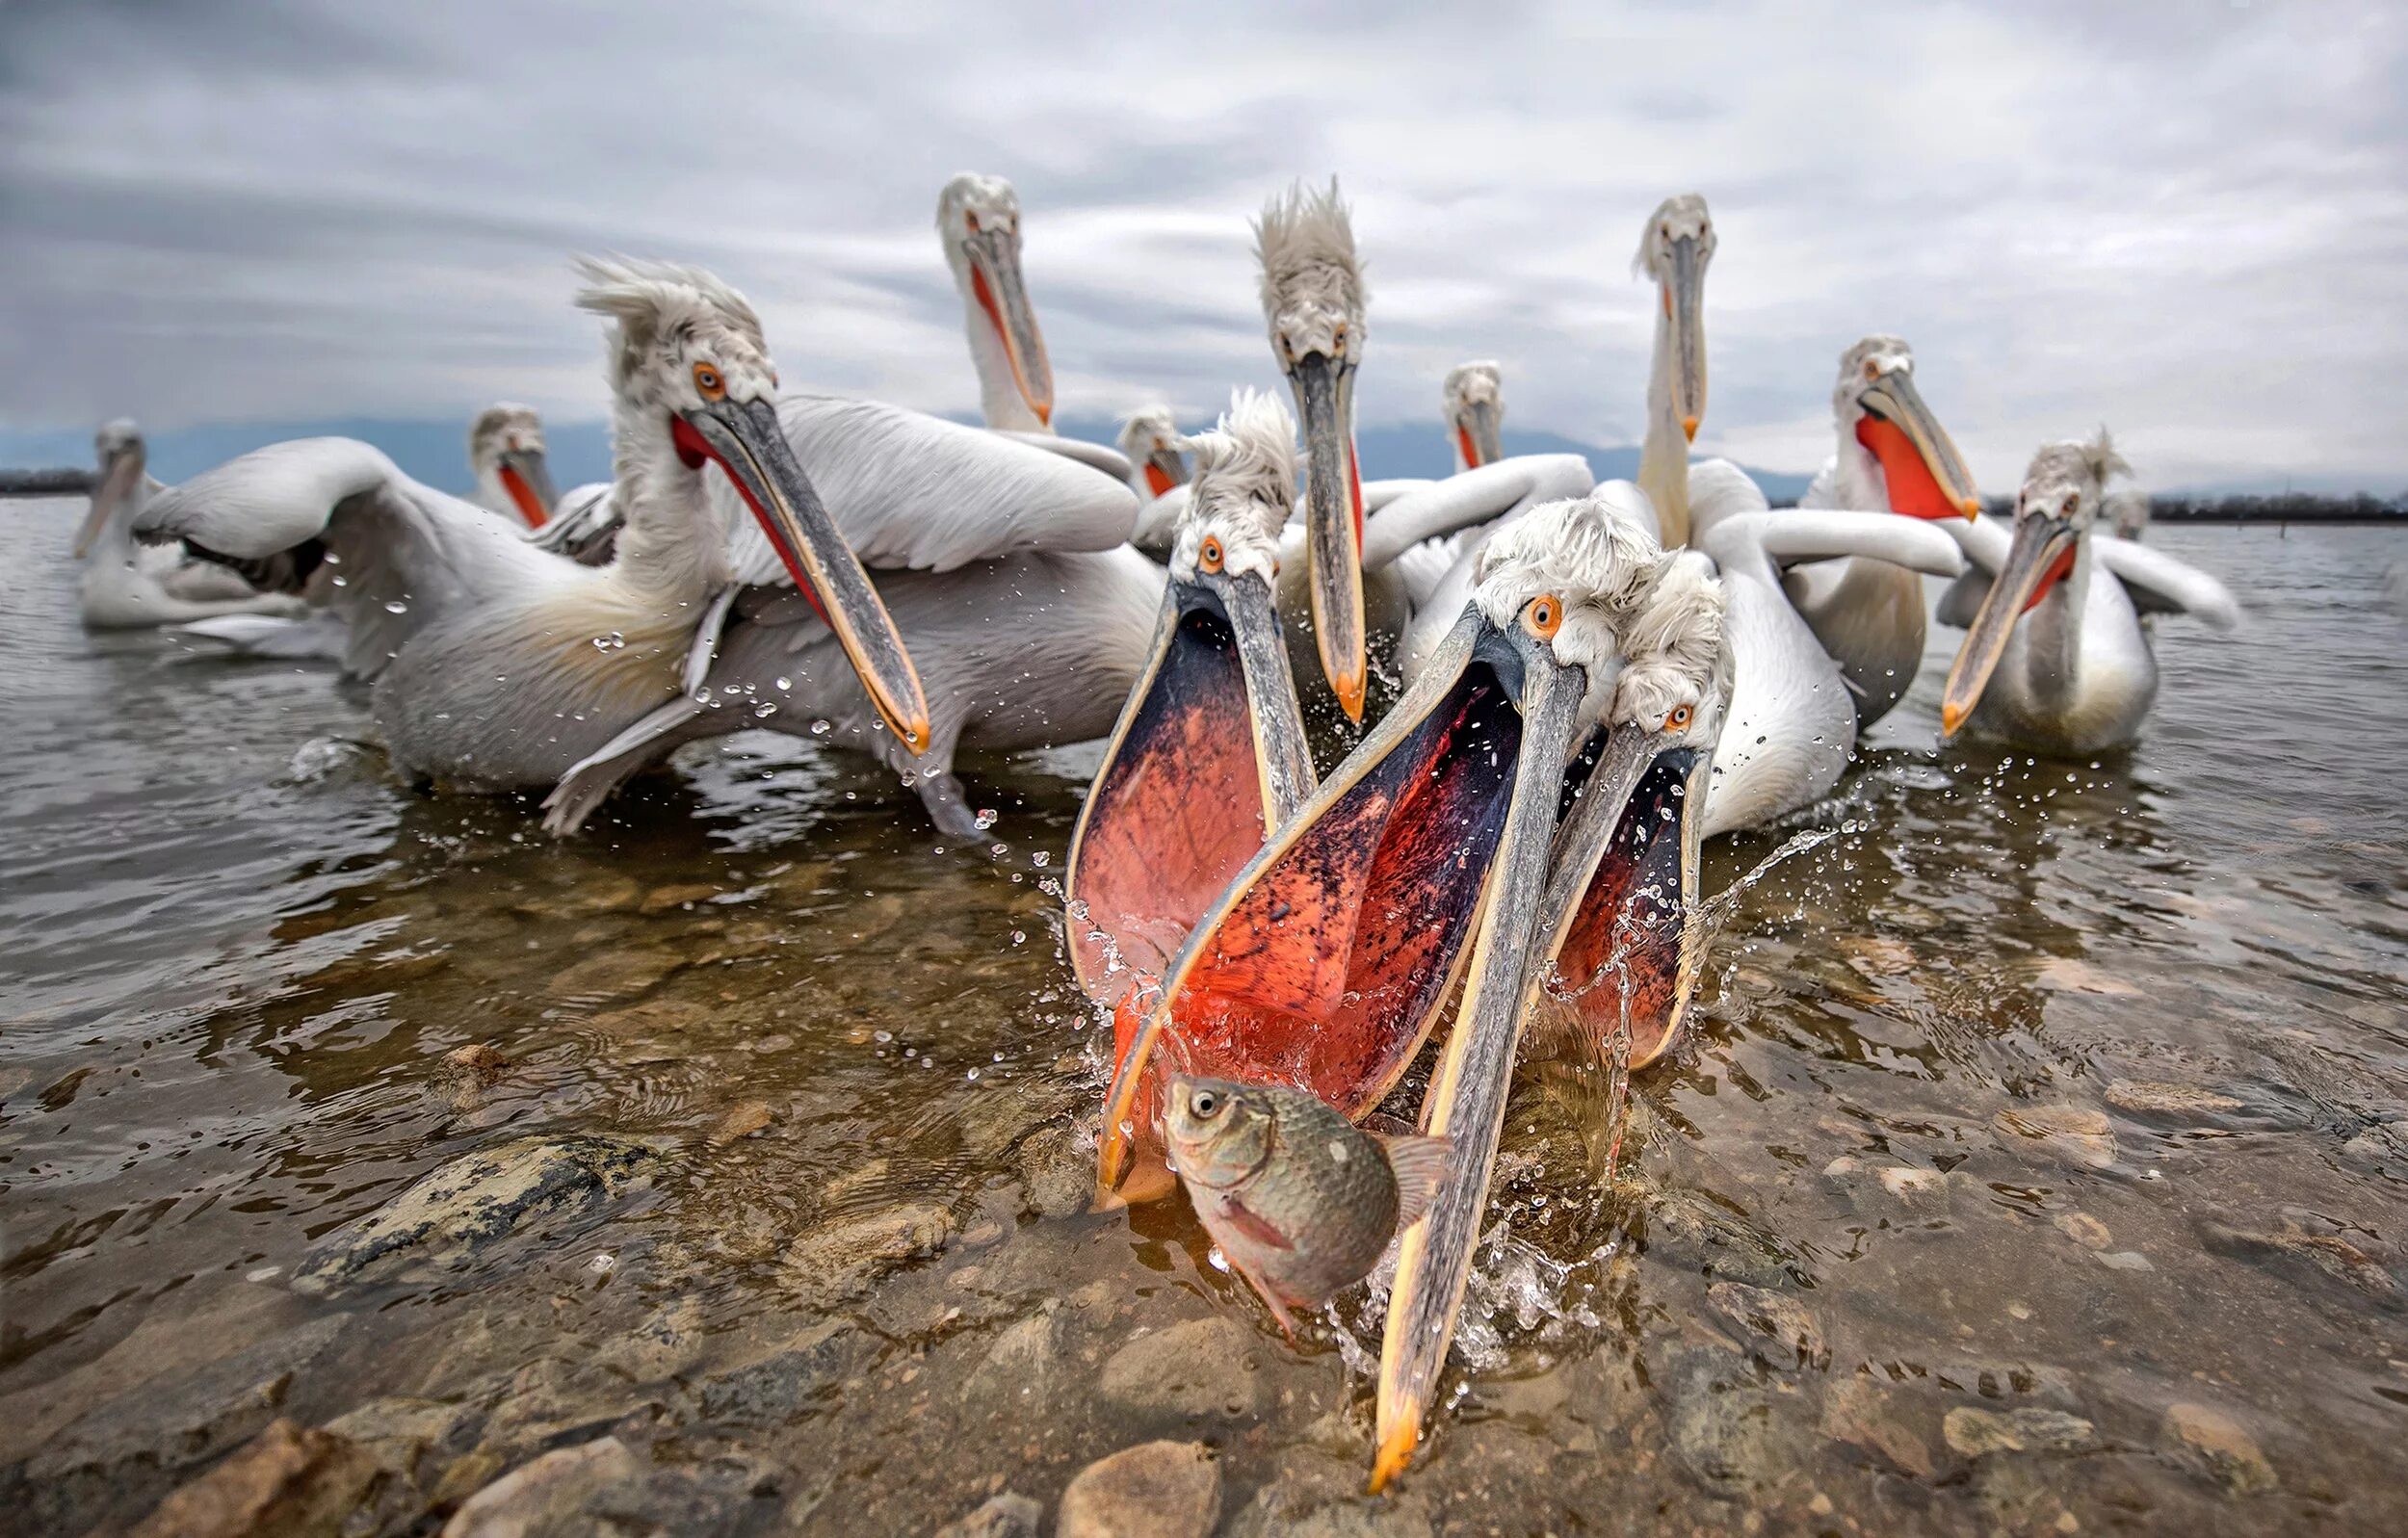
[65,419,147,559]
[937,172,1055,430]
[2107,486,2151,541]
[468,402,561,530]
[1443,360,1505,470]
[1116,404,1189,499]
[573,256,930,755]
[1941,429,2129,737]
[1065,389,1316,1043]
[1832,336,1980,521]
[1257,176,1370,719]
[1635,194,1714,444]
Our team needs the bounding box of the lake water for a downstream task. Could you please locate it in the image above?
[1,515,2403,1535]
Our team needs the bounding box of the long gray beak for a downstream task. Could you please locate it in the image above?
[73,446,145,560]
[677,396,931,755]
[1372,623,1593,1492]
[1667,235,1706,442]
[964,229,1056,427]
[1142,444,1190,498]
[1941,511,2077,738]
[1458,399,1503,468]
[1291,351,1367,719]
[496,446,562,530]
[1859,368,1981,520]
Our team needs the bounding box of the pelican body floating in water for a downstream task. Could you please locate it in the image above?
[136,259,930,803]
[0,421,302,631]
[1940,430,2237,753]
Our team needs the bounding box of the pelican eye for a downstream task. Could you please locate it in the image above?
[1663,703,1694,732]
[1524,593,1564,641]
[1864,359,1881,381]
[1198,535,1225,574]
[963,210,980,233]
[694,363,726,401]
[2063,494,2081,516]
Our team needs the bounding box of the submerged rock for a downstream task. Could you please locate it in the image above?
[2105,1080,2243,1118]
[2199,1219,2401,1307]
[933,1491,1043,1538]
[440,1436,643,1537]
[1662,1346,1813,1499]
[123,1418,379,1538]
[783,1202,954,1306]
[1707,1282,1827,1369]
[1096,1316,1264,1422]
[293,1136,666,1295]
[1992,1106,2117,1170]
[2164,1401,2277,1495]
[1819,1374,1935,1478]
[1941,1406,2095,1458]
[1057,1440,1220,1538]
[1636,1188,1799,1286]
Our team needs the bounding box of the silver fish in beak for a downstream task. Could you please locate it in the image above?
[671,394,931,756]
[1165,1074,1450,1337]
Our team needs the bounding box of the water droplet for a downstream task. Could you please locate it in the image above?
[1031,851,1050,868]
[810,719,831,736]
[973,809,999,830]
[383,600,408,614]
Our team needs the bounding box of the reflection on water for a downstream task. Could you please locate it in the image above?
[2,516,2405,1534]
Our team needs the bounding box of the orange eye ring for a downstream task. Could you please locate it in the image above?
[1198,535,1224,574]
[694,363,726,402]
[1524,593,1563,640]
[1864,359,1881,380]
[1663,703,1693,732]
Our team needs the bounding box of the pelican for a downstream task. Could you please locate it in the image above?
[466,403,563,529]
[1064,389,1315,1084]
[1443,361,1505,471]
[1939,430,2237,752]
[1787,336,1984,725]
[2107,485,2151,541]
[135,259,930,803]
[1118,405,1190,501]
[0,421,303,630]
[1631,195,1714,548]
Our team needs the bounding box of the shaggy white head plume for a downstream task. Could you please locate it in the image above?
[1613,548,1730,739]
[2019,427,2131,527]
[468,403,544,475]
[1117,404,1181,462]
[1832,334,1915,424]
[1443,361,1503,418]
[1255,177,1365,365]
[573,256,771,416]
[1474,482,1667,719]
[1633,192,1715,282]
[94,417,143,463]
[935,172,1022,264]
[1171,389,1296,586]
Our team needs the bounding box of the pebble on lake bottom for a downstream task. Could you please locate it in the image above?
[1056,1440,1220,1538]
[2163,1401,2277,1495]
[123,1418,380,1538]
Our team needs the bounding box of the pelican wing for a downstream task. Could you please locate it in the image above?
[1732,508,1967,580]
[138,436,563,678]
[990,430,1134,484]
[1359,456,1593,572]
[528,482,621,566]
[1131,483,1187,558]
[1945,518,2238,628]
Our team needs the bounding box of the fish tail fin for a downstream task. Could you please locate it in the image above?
[1379,1134,1455,1230]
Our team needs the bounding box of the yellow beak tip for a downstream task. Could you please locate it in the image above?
[1959,496,1982,520]
[1940,704,1968,737]
[1681,415,1700,444]
[1369,1434,1416,1494]
[1334,673,1367,723]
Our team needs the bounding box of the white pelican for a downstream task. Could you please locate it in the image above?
[0,421,303,631]
[1939,430,2237,753]
[466,403,562,529]
[2107,485,2151,541]
[1117,404,1190,501]
[136,259,930,800]
[1631,195,1714,548]
[1443,361,1505,471]
[1064,390,1315,1110]
[1786,336,1983,725]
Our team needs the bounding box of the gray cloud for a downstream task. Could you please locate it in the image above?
[2,0,2402,490]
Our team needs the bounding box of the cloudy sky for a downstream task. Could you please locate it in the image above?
[3,0,2403,491]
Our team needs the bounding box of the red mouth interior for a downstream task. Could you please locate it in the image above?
[1144,462,1176,498]
[1856,416,1961,522]
[1544,754,1694,1072]
[1456,426,1481,469]
[670,414,828,627]
[2023,543,2077,613]
[497,464,548,529]
[970,263,1049,426]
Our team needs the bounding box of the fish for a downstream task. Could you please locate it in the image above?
[1163,1074,1452,1334]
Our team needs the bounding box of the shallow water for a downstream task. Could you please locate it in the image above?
[2,514,2404,1535]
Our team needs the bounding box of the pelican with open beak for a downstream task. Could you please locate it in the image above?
[1444,362,1505,472]
[468,403,563,530]
[1374,547,1730,1490]
[1066,389,1317,1031]
[938,172,1056,433]
[1117,404,1191,501]
[1092,490,1670,1209]
[1258,178,1371,720]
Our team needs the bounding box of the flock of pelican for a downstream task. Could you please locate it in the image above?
[0,172,2239,1491]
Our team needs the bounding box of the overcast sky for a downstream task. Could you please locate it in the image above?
[3,0,2402,490]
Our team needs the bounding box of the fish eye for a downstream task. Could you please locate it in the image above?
[1663,703,1693,732]
[693,363,725,401]
[1191,1089,1220,1117]
[1524,593,1563,641]
[1199,535,1224,574]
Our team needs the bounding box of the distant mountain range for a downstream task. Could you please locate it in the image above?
[0,411,1819,506]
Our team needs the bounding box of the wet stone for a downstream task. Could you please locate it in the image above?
[707,1098,775,1144]
[2054,1211,2112,1249]
[292,1136,667,1295]
[784,1202,955,1305]
[445,1042,511,1076]
[1942,1406,2096,1458]
[641,880,721,913]
[1992,1106,2117,1170]
[440,1435,643,1537]
[695,1320,856,1428]
[1223,1447,1437,1537]
[2164,1400,2277,1495]
[2199,1219,2401,1307]
[1056,1440,1220,1538]
[2105,1080,2244,1118]
[548,946,684,1002]
[1663,1345,1814,1499]
[1819,1374,1935,1478]
[319,1395,481,1486]
[1014,1120,1097,1219]
[1097,1316,1265,1422]
[1708,1281,1827,1369]
[123,1418,380,1538]
[933,1490,1044,1538]
[965,1306,1060,1410]
[1637,1188,1798,1286]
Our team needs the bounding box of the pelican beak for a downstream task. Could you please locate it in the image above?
[963,227,1055,428]
[496,446,561,530]
[69,442,145,560]
[1858,368,1981,521]
[1065,563,1316,1041]
[1094,608,1587,1214]
[1369,625,1596,1490]
[674,396,930,755]
[1940,510,2076,738]
[1664,235,1708,441]
[1457,400,1503,469]
[1142,445,1190,499]
[1291,351,1367,719]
